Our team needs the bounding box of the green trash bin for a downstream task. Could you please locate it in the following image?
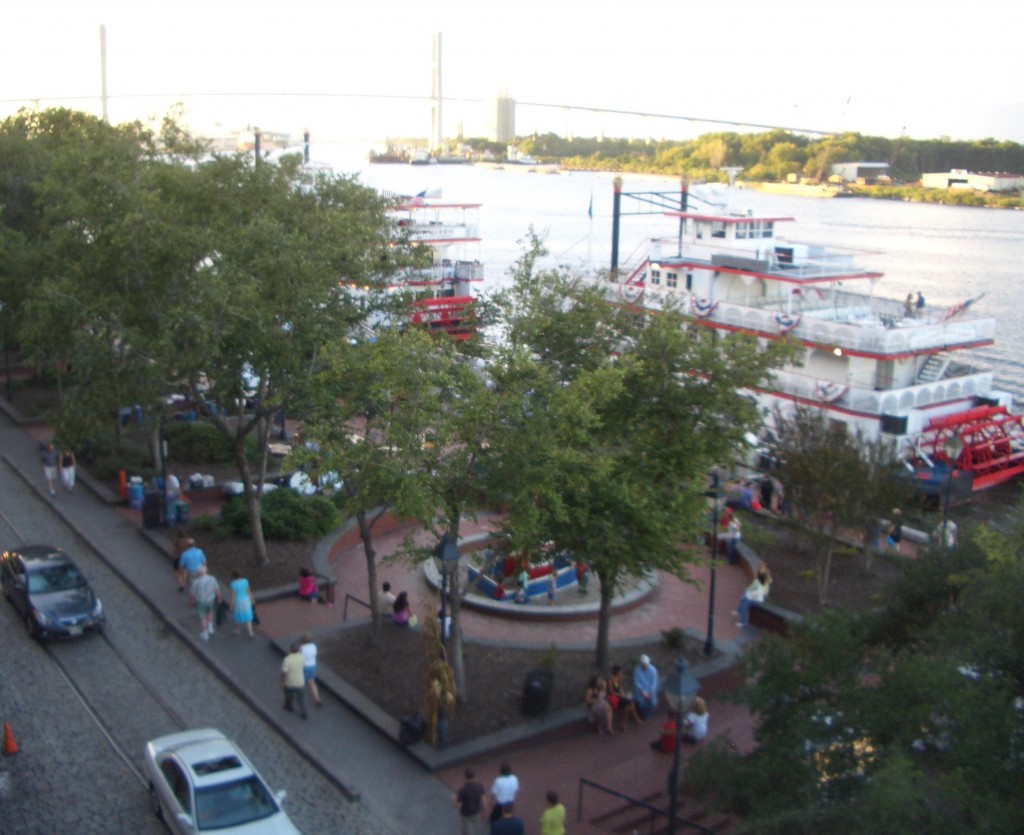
[175,501,190,526]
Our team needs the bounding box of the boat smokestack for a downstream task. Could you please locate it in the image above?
[254,127,261,164]
[304,129,310,164]
[611,176,623,274]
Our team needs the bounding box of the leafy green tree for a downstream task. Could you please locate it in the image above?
[488,241,792,669]
[771,405,912,602]
[684,510,1024,833]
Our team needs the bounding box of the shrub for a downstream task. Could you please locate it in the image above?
[219,489,339,541]
[164,421,234,464]
[74,428,154,481]
[661,627,687,650]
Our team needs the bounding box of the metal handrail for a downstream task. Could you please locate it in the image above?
[342,593,371,621]
[577,777,716,834]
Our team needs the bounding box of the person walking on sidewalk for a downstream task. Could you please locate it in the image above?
[299,632,322,707]
[451,767,486,835]
[178,538,206,592]
[489,762,519,823]
[539,790,566,835]
[281,642,307,719]
[191,564,221,641]
[229,569,255,638]
[490,804,524,835]
[58,448,76,491]
[41,442,59,496]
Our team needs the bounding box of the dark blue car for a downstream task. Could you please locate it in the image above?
[1,545,105,640]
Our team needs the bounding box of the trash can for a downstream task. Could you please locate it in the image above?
[175,501,190,526]
[521,669,553,717]
[142,491,163,529]
[163,499,177,527]
[127,477,145,509]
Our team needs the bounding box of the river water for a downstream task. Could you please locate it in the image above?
[312,142,1024,403]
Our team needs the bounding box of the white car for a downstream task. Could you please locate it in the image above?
[144,729,301,834]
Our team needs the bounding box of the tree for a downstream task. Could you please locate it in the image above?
[683,510,1024,832]
[488,242,792,669]
[771,404,913,602]
[155,151,396,565]
[296,323,448,642]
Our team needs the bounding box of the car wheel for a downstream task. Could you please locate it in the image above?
[149,783,163,819]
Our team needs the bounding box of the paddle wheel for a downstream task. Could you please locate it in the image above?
[917,405,1024,491]
[410,295,476,341]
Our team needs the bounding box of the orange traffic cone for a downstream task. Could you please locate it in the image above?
[3,721,18,755]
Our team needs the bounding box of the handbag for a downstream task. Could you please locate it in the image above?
[607,693,620,710]
[251,603,260,625]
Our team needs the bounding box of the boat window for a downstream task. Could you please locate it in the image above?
[650,268,661,286]
[686,272,693,291]
[666,272,678,289]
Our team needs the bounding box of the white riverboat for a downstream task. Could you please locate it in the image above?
[600,182,1024,493]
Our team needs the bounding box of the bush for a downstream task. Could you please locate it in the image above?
[219,488,340,541]
[74,428,154,481]
[164,421,234,464]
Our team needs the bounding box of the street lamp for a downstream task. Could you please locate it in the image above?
[705,473,720,656]
[941,433,964,548]
[431,532,459,643]
[663,658,700,835]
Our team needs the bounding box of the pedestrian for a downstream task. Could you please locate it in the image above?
[229,568,255,639]
[726,513,742,565]
[59,448,76,491]
[380,580,396,615]
[190,564,221,641]
[280,641,308,719]
[633,654,659,720]
[904,293,915,318]
[546,569,557,605]
[681,696,710,743]
[41,442,59,496]
[490,804,525,835]
[575,561,589,595]
[297,566,320,603]
[886,508,903,551]
[607,664,642,729]
[933,519,958,548]
[392,591,413,626]
[489,762,519,823]
[916,290,926,313]
[171,527,191,581]
[539,790,566,835]
[178,538,206,592]
[299,632,322,707]
[650,709,678,753]
[451,767,486,835]
[736,565,772,627]
[585,675,614,735]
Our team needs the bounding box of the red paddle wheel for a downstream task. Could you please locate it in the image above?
[917,405,1024,491]
[409,295,476,341]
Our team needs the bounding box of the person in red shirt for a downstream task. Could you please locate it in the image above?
[650,710,678,753]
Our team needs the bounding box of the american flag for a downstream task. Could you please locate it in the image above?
[942,293,985,321]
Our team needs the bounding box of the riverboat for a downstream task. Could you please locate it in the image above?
[600,182,1024,493]
[387,194,484,340]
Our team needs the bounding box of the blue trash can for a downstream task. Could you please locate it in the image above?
[127,479,144,509]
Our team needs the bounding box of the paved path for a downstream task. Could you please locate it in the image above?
[1,403,762,834]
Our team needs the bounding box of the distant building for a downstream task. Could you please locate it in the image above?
[831,162,891,183]
[921,169,1024,192]
[486,95,516,143]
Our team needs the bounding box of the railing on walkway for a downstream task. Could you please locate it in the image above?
[342,593,371,621]
[577,777,717,834]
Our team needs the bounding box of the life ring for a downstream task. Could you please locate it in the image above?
[620,283,644,303]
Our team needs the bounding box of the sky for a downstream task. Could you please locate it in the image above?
[2,1,1022,146]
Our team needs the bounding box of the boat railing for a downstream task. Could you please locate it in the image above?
[648,237,875,281]
[768,366,995,420]
[634,287,995,354]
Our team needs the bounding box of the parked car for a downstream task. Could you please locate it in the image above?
[0,545,105,641]
[143,729,301,834]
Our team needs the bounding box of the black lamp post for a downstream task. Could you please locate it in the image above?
[432,532,460,643]
[704,473,720,656]
[941,433,964,548]
[663,658,700,835]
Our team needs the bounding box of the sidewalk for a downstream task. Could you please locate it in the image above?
[1,403,761,834]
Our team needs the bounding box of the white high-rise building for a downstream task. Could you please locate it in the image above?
[486,94,516,143]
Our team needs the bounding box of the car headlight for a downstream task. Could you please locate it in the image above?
[32,608,53,626]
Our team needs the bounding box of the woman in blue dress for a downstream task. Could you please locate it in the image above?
[229,569,255,638]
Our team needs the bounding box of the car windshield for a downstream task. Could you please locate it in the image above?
[27,564,87,594]
[195,776,279,830]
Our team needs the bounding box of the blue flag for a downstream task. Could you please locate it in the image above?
[587,193,593,219]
